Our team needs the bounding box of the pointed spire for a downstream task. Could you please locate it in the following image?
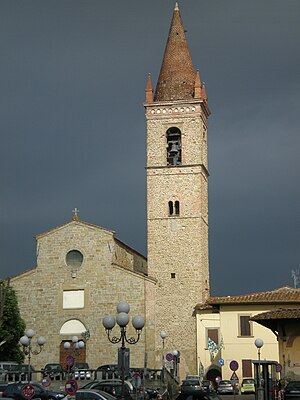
[145,73,153,103]
[201,82,208,101]
[194,70,201,99]
[154,4,195,101]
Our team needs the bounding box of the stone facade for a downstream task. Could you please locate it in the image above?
[11,220,155,370]
[145,104,210,377]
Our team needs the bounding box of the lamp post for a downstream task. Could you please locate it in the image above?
[172,350,179,381]
[160,331,167,389]
[255,338,264,400]
[19,329,46,382]
[102,301,145,400]
[64,336,85,378]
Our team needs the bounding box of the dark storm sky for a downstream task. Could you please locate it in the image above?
[1,1,299,296]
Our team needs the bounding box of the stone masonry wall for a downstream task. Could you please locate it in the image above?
[146,102,210,377]
[11,221,155,370]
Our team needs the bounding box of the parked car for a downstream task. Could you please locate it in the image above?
[42,363,65,380]
[185,376,201,381]
[3,382,65,400]
[284,381,300,400]
[74,362,91,380]
[144,388,160,399]
[0,384,8,398]
[201,380,215,393]
[88,381,132,400]
[180,379,202,395]
[240,378,255,394]
[82,380,132,393]
[175,391,221,400]
[96,365,119,379]
[216,380,239,395]
[75,389,117,400]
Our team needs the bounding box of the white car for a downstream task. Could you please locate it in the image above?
[74,363,91,380]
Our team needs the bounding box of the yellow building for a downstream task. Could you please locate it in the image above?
[195,286,300,382]
[252,308,300,380]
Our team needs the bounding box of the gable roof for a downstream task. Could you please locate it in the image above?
[195,286,300,309]
[35,218,115,239]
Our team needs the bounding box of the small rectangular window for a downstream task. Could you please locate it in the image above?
[171,273,176,279]
[239,315,251,336]
[242,359,253,377]
[207,328,219,345]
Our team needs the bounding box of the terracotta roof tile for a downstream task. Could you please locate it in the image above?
[154,3,196,101]
[251,308,300,320]
[195,286,300,309]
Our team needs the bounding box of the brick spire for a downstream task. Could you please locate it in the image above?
[145,73,154,102]
[154,2,196,101]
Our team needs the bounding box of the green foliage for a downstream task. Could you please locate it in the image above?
[0,280,25,363]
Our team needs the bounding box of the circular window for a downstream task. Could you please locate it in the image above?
[66,250,83,268]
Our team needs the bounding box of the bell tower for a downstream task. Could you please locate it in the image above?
[144,3,210,375]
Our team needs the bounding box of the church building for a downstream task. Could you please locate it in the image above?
[11,3,210,377]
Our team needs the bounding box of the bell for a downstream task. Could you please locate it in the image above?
[169,143,178,155]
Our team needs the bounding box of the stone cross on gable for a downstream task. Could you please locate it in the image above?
[72,207,80,221]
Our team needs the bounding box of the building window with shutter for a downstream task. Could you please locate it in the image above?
[239,315,252,336]
[242,359,253,377]
[206,328,219,347]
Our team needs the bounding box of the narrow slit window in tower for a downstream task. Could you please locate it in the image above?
[175,200,180,215]
[168,201,174,216]
[167,127,181,166]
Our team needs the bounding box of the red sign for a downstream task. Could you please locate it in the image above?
[166,353,174,361]
[230,372,239,381]
[42,377,51,387]
[22,384,35,399]
[230,360,239,371]
[65,379,78,395]
[65,355,74,366]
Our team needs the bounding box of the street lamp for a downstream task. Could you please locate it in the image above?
[102,301,145,400]
[255,338,264,400]
[160,331,167,388]
[64,336,85,378]
[19,329,46,382]
[172,350,179,381]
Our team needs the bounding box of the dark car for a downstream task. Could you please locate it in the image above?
[181,380,202,395]
[76,389,117,400]
[96,365,119,379]
[284,381,300,400]
[217,380,239,395]
[88,381,131,400]
[0,384,8,398]
[42,363,65,380]
[176,391,222,400]
[201,381,215,393]
[3,382,65,400]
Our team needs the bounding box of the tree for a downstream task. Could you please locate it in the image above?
[0,280,25,362]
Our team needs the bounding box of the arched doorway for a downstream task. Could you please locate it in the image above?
[59,319,88,370]
[206,365,222,389]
